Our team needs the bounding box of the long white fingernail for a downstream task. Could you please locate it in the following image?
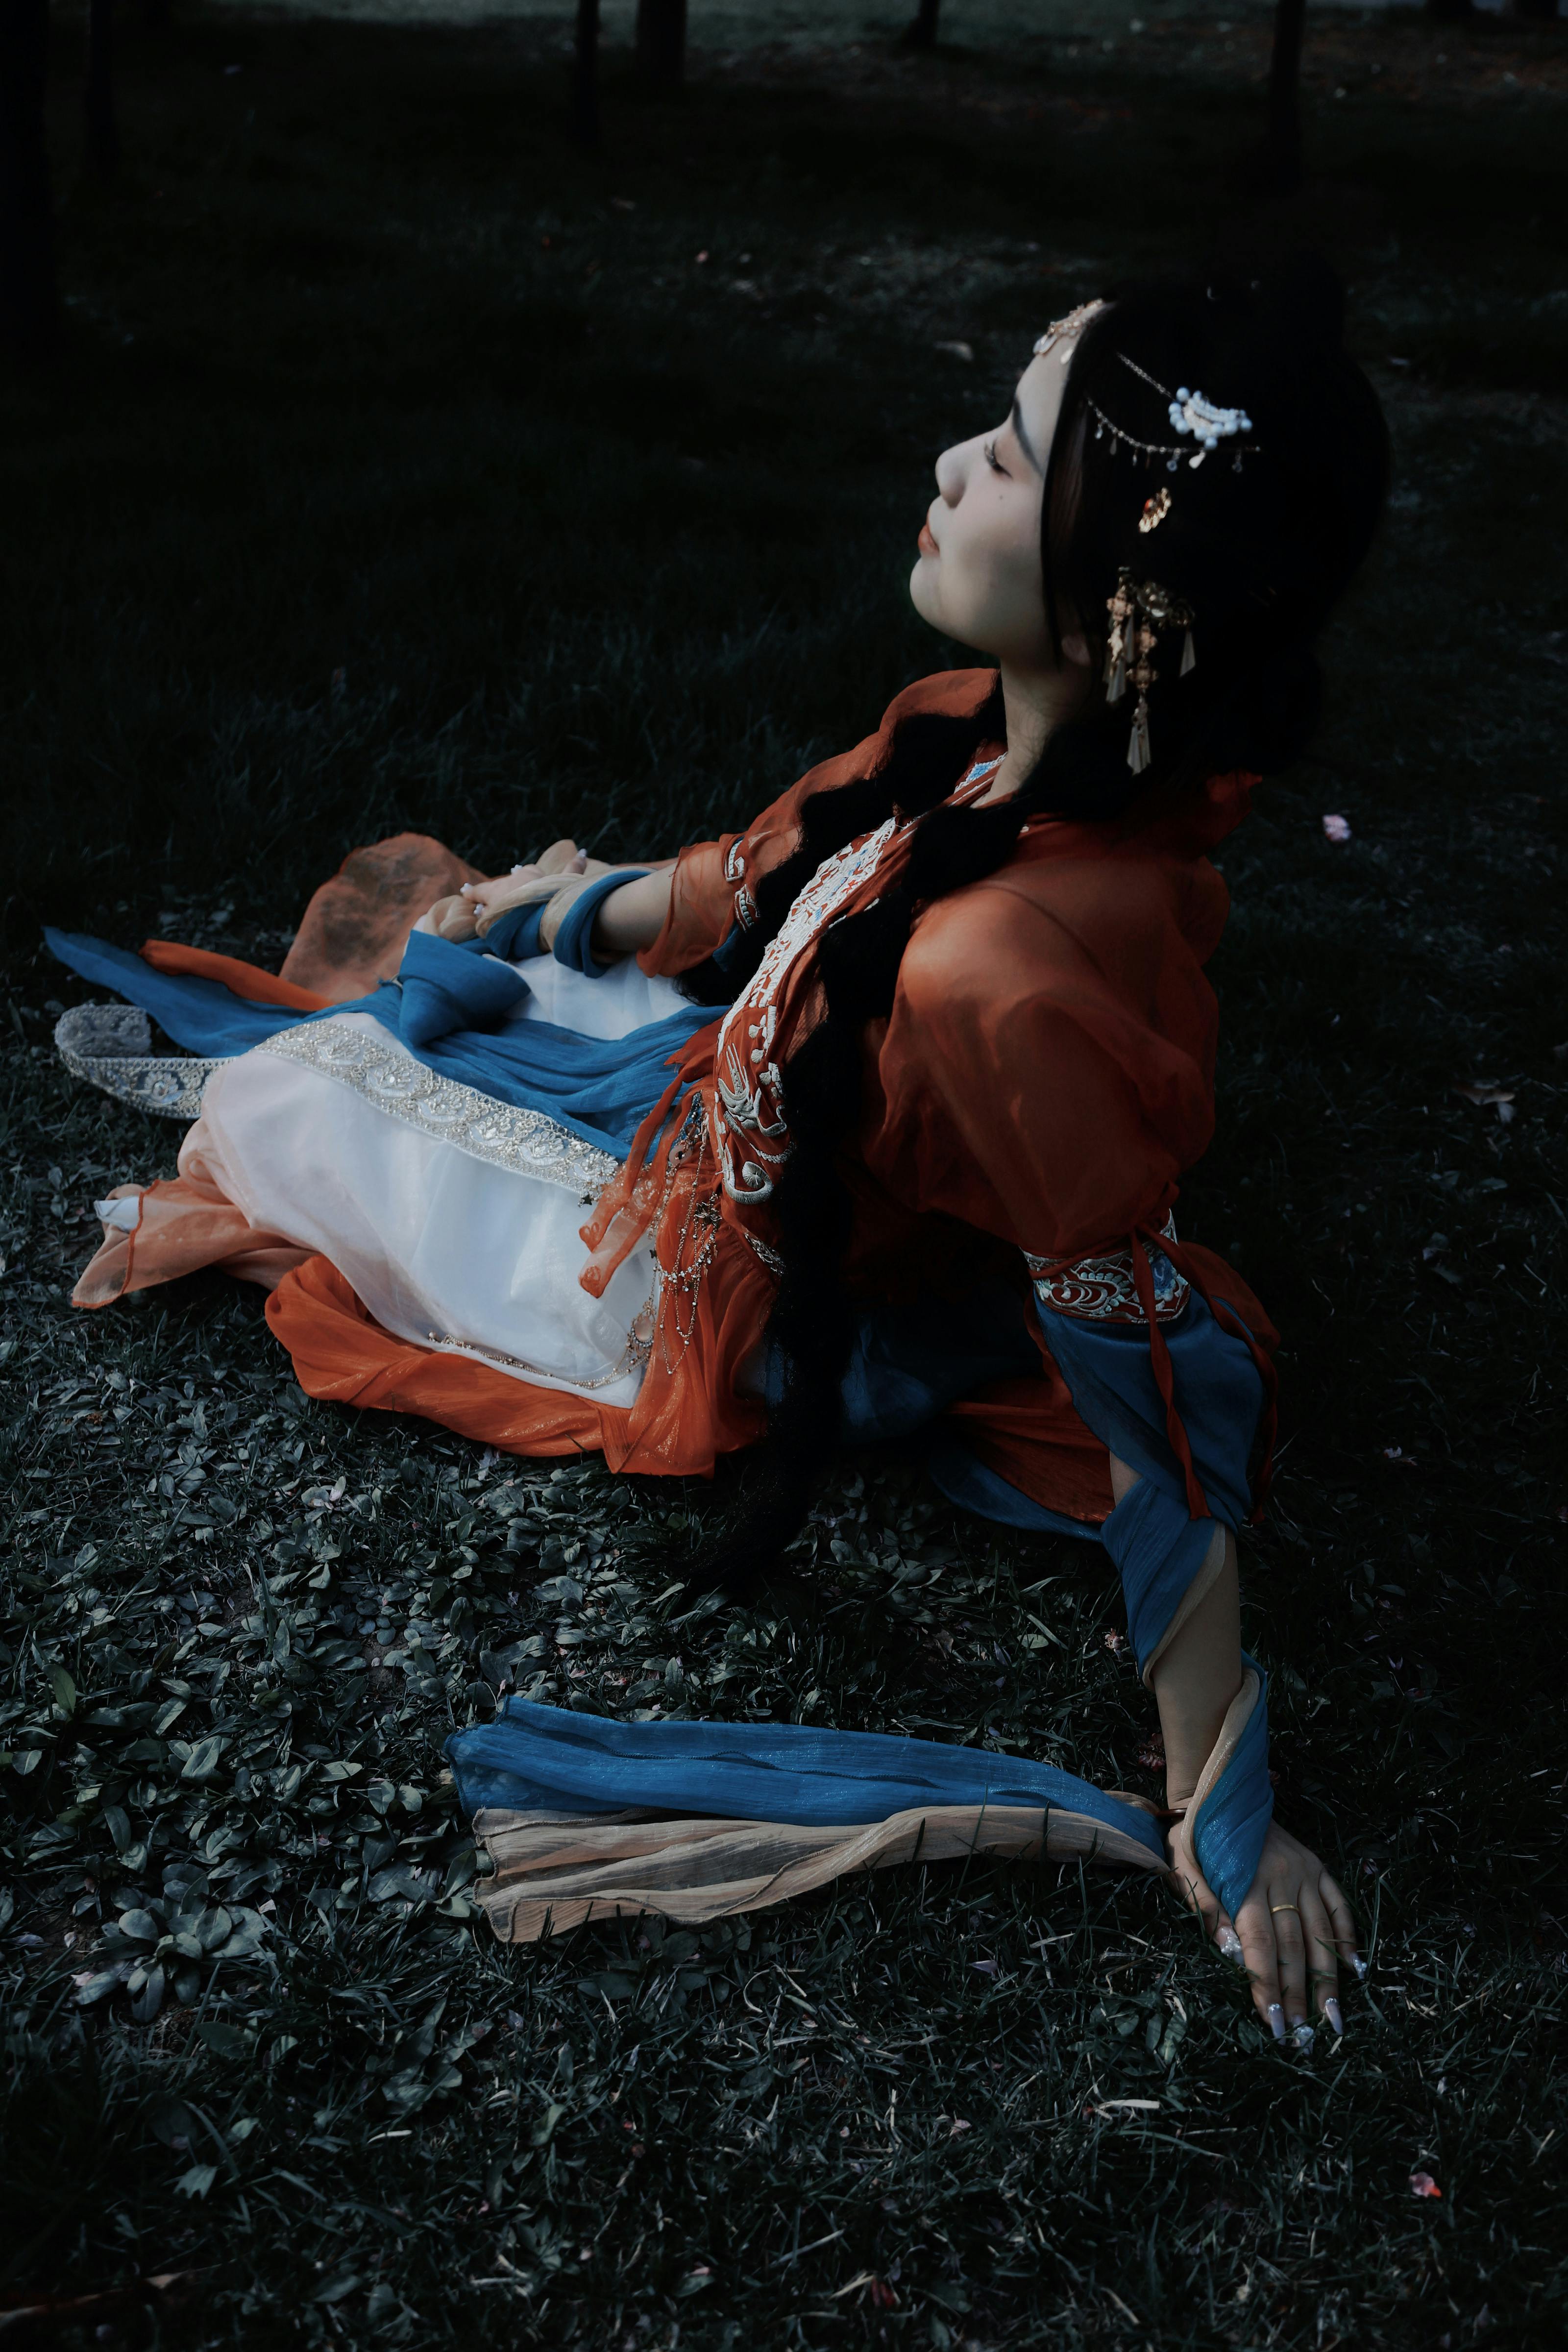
[1292,2022,1315,2054]
[1323,1999,1344,2035]
[1217,1926,1243,1960]
[1266,2003,1286,2042]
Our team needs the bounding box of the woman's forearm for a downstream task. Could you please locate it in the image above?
[1108,1455,1244,1808]
[589,867,676,959]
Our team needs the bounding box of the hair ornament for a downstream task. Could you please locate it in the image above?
[1033,298,1107,364]
[1139,489,1172,533]
[1168,386,1253,452]
[1089,351,1262,474]
[1104,566,1197,776]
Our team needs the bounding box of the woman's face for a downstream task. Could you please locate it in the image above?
[909,350,1079,671]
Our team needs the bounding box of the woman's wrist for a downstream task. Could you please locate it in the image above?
[589,868,675,959]
[1149,1527,1244,1808]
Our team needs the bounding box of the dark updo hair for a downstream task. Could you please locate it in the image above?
[686,255,1388,1599]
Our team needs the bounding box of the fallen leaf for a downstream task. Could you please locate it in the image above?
[1322,813,1352,842]
[1410,2171,1442,2198]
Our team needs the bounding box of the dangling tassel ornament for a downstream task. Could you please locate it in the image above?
[1105,570,1197,776]
[1104,573,1135,705]
[1106,624,1127,704]
[1128,691,1152,775]
[1126,617,1158,772]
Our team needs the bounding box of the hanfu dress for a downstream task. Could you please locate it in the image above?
[49,667,1280,1929]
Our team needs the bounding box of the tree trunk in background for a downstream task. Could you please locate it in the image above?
[1264,0,1307,194]
[573,0,599,146]
[85,0,120,176]
[0,0,58,358]
[635,0,686,86]
[901,0,940,49]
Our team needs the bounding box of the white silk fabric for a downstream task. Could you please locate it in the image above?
[196,954,691,1405]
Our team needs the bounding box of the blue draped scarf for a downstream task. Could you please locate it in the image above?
[45,926,719,1160]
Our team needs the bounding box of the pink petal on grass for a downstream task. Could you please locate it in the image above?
[1322,813,1352,842]
[1410,2171,1442,2199]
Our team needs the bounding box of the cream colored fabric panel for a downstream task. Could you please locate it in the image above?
[470,1801,1172,1943]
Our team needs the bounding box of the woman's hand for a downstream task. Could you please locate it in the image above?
[414,892,480,942]
[1168,1811,1359,2045]
[460,839,616,938]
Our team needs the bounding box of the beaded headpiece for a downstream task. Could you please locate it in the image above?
[1030,303,1254,774]
[1090,353,1259,475]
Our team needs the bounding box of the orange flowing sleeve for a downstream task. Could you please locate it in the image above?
[867,848,1224,1261]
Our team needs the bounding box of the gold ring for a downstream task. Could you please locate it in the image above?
[1269,1903,1300,1915]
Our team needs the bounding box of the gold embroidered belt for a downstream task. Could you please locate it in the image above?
[1026,1212,1190,1325]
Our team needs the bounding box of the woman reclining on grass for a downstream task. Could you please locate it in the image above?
[53,258,1387,2038]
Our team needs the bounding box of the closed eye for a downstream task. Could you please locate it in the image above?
[983,438,1008,475]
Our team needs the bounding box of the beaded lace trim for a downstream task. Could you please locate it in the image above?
[421,1319,652,1393]
[258,1019,621,1201]
[54,1004,225,1123]
[711,757,1004,1206]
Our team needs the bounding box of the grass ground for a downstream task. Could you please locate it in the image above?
[3,3,1568,2345]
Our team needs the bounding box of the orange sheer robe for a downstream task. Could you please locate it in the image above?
[76,674,1273,1526]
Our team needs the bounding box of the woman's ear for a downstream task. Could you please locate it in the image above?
[1061,629,1093,670]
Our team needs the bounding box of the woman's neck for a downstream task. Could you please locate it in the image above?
[975,658,1091,806]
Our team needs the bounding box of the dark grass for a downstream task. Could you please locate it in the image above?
[3,4,1568,2345]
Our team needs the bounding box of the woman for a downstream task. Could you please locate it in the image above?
[53,261,1387,2037]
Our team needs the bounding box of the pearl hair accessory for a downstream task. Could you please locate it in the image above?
[1167,385,1254,452]
[1088,352,1262,474]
